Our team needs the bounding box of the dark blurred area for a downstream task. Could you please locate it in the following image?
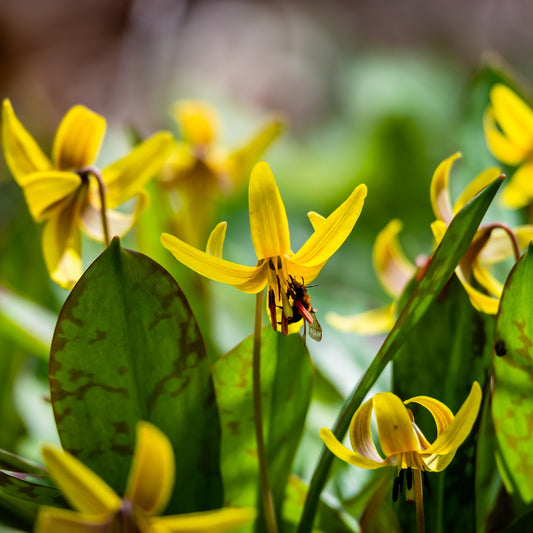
[1,0,533,136]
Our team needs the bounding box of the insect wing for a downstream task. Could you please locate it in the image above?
[309,312,322,341]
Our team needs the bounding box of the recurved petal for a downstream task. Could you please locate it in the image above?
[103,131,175,209]
[173,100,219,145]
[472,259,503,299]
[453,167,502,214]
[307,211,326,231]
[52,106,106,171]
[326,304,395,335]
[21,171,81,222]
[249,161,291,259]
[150,508,256,533]
[423,382,482,460]
[206,222,227,257]
[483,107,528,165]
[125,422,175,516]
[349,397,386,462]
[405,396,453,437]
[374,219,415,298]
[500,160,533,208]
[429,152,461,224]
[373,393,421,456]
[228,115,285,184]
[319,427,385,469]
[490,84,533,151]
[161,232,266,293]
[42,194,86,289]
[455,264,500,314]
[291,183,367,267]
[1,99,53,183]
[42,445,121,515]
[35,506,112,533]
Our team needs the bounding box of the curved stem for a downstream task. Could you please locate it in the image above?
[253,289,278,533]
[79,165,110,247]
[485,222,521,262]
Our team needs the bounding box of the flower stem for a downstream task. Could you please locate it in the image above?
[79,165,110,247]
[414,469,425,533]
[253,289,278,533]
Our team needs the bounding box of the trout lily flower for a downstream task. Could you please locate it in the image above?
[161,100,284,246]
[161,161,367,336]
[430,152,533,314]
[1,99,175,289]
[36,421,255,533]
[484,84,533,208]
[320,382,481,503]
[326,219,416,335]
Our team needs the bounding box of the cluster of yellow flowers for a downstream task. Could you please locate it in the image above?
[2,82,532,531]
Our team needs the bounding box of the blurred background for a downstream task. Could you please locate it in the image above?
[1,0,533,522]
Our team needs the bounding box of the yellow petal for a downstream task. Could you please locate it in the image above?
[307,211,326,231]
[405,396,453,437]
[173,100,219,145]
[479,225,533,263]
[42,193,87,289]
[373,392,421,456]
[423,382,481,462]
[206,222,227,257]
[490,85,533,151]
[1,99,53,184]
[374,220,415,298]
[35,506,112,533]
[453,167,502,214]
[249,161,291,259]
[483,107,528,165]
[455,264,499,315]
[102,131,175,209]
[291,183,367,267]
[125,422,175,516]
[472,259,503,298]
[349,397,387,462]
[150,508,256,533]
[429,152,461,224]
[81,191,149,242]
[430,219,447,244]
[319,427,385,469]
[326,304,395,335]
[52,106,106,171]
[228,115,285,184]
[500,161,533,208]
[161,232,266,293]
[20,171,82,222]
[42,445,121,515]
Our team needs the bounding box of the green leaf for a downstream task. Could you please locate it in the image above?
[50,238,222,513]
[211,326,313,527]
[493,243,533,508]
[298,175,504,532]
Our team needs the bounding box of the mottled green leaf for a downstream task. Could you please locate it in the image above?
[493,243,533,507]
[298,176,503,532]
[50,238,222,513]
[211,326,313,528]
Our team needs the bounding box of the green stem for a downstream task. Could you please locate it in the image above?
[414,469,425,533]
[79,165,110,247]
[253,289,278,533]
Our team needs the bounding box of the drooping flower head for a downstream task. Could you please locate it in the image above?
[320,382,482,502]
[161,161,367,336]
[484,84,533,208]
[1,100,175,288]
[36,421,255,532]
[161,100,284,247]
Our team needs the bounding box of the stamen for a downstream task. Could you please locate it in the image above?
[406,467,413,491]
[393,474,401,502]
[268,289,277,332]
[268,258,276,270]
[276,256,282,269]
[398,468,405,493]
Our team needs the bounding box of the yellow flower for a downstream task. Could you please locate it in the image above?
[484,84,533,208]
[320,382,481,502]
[161,100,284,246]
[36,421,255,533]
[161,161,367,335]
[1,99,175,289]
[430,152,533,314]
[326,219,416,335]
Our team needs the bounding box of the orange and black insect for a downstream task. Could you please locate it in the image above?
[286,276,322,342]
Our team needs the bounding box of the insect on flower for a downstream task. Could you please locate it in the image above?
[286,276,322,342]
